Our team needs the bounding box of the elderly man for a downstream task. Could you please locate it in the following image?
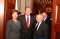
[33,14,49,39]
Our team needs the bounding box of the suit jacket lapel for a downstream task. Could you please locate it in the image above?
[37,22,43,30]
[23,15,27,28]
[29,16,32,28]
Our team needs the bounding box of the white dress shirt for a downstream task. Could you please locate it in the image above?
[36,22,42,30]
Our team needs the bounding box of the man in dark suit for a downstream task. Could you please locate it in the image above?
[33,14,49,39]
[42,12,52,39]
[18,7,35,39]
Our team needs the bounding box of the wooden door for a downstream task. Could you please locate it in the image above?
[0,0,4,39]
[4,0,16,39]
[4,0,16,21]
[51,0,60,39]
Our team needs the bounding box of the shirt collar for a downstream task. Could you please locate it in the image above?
[44,17,47,21]
[38,22,42,25]
[25,15,30,17]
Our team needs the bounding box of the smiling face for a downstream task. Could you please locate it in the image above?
[12,12,18,19]
[25,7,32,16]
[36,14,43,23]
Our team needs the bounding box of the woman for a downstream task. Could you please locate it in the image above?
[6,10,21,39]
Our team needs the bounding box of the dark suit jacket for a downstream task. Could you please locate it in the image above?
[44,17,52,28]
[44,17,52,39]
[18,15,35,39]
[33,22,49,39]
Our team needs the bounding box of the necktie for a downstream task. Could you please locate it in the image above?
[35,23,39,30]
[26,16,29,28]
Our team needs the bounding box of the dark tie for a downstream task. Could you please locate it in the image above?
[26,16,29,28]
